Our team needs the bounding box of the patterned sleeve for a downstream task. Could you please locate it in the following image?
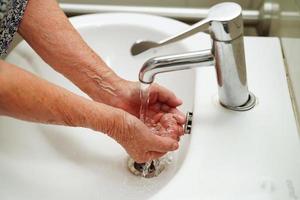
[0,0,29,56]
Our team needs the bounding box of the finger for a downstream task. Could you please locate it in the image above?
[167,132,180,141]
[160,113,177,125]
[150,103,172,114]
[146,151,167,160]
[152,112,164,123]
[134,157,149,164]
[161,104,171,112]
[174,114,186,125]
[150,134,179,153]
[169,108,185,119]
[150,84,183,107]
[169,108,186,124]
[178,125,184,136]
[167,126,183,140]
[149,103,162,112]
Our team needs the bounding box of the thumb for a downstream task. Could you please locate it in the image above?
[149,134,179,153]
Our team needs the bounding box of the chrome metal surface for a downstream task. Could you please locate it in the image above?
[139,50,214,84]
[127,158,165,178]
[221,92,257,111]
[184,112,193,134]
[131,18,210,55]
[60,2,290,37]
[139,2,253,110]
[60,3,259,25]
[213,37,249,107]
[131,2,243,56]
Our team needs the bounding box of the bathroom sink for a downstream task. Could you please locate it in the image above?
[1,13,300,200]
[0,13,210,200]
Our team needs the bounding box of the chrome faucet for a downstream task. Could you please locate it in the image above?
[136,2,256,111]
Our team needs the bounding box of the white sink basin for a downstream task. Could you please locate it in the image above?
[1,13,300,200]
[1,13,210,200]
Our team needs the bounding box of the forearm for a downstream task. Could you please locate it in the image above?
[18,0,123,105]
[0,60,124,135]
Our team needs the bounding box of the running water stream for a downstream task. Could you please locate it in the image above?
[129,83,174,178]
[139,83,159,177]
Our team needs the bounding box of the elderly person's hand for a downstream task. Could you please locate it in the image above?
[108,110,180,163]
[0,0,186,163]
[0,62,180,163]
[86,79,186,141]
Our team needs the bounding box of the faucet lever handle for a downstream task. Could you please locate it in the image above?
[131,17,211,56]
[159,2,243,45]
[131,2,243,56]
[157,18,211,47]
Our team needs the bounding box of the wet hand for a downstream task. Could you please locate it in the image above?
[114,80,186,139]
[90,79,186,161]
[109,111,180,163]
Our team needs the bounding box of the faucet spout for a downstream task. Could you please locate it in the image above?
[138,2,256,111]
[139,50,214,84]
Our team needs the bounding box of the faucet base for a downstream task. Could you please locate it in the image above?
[220,92,257,111]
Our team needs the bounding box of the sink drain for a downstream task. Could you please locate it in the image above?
[127,157,166,178]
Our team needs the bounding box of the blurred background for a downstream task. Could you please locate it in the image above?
[59,0,263,8]
[58,0,300,37]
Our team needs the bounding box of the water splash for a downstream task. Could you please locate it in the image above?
[132,83,174,178]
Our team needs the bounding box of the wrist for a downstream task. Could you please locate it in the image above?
[85,72,138,109]
[75,63,124,103]
[87,102,127,138]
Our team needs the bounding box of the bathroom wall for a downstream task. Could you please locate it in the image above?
[270,0,300,37]
[270,0,300,129]
[58,0,263,9]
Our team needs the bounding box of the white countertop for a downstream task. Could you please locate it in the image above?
[152,37,300,200]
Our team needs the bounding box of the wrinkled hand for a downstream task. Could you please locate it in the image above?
[114,81,186,141]
[90,79,186,162]
[110,112,180,163]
